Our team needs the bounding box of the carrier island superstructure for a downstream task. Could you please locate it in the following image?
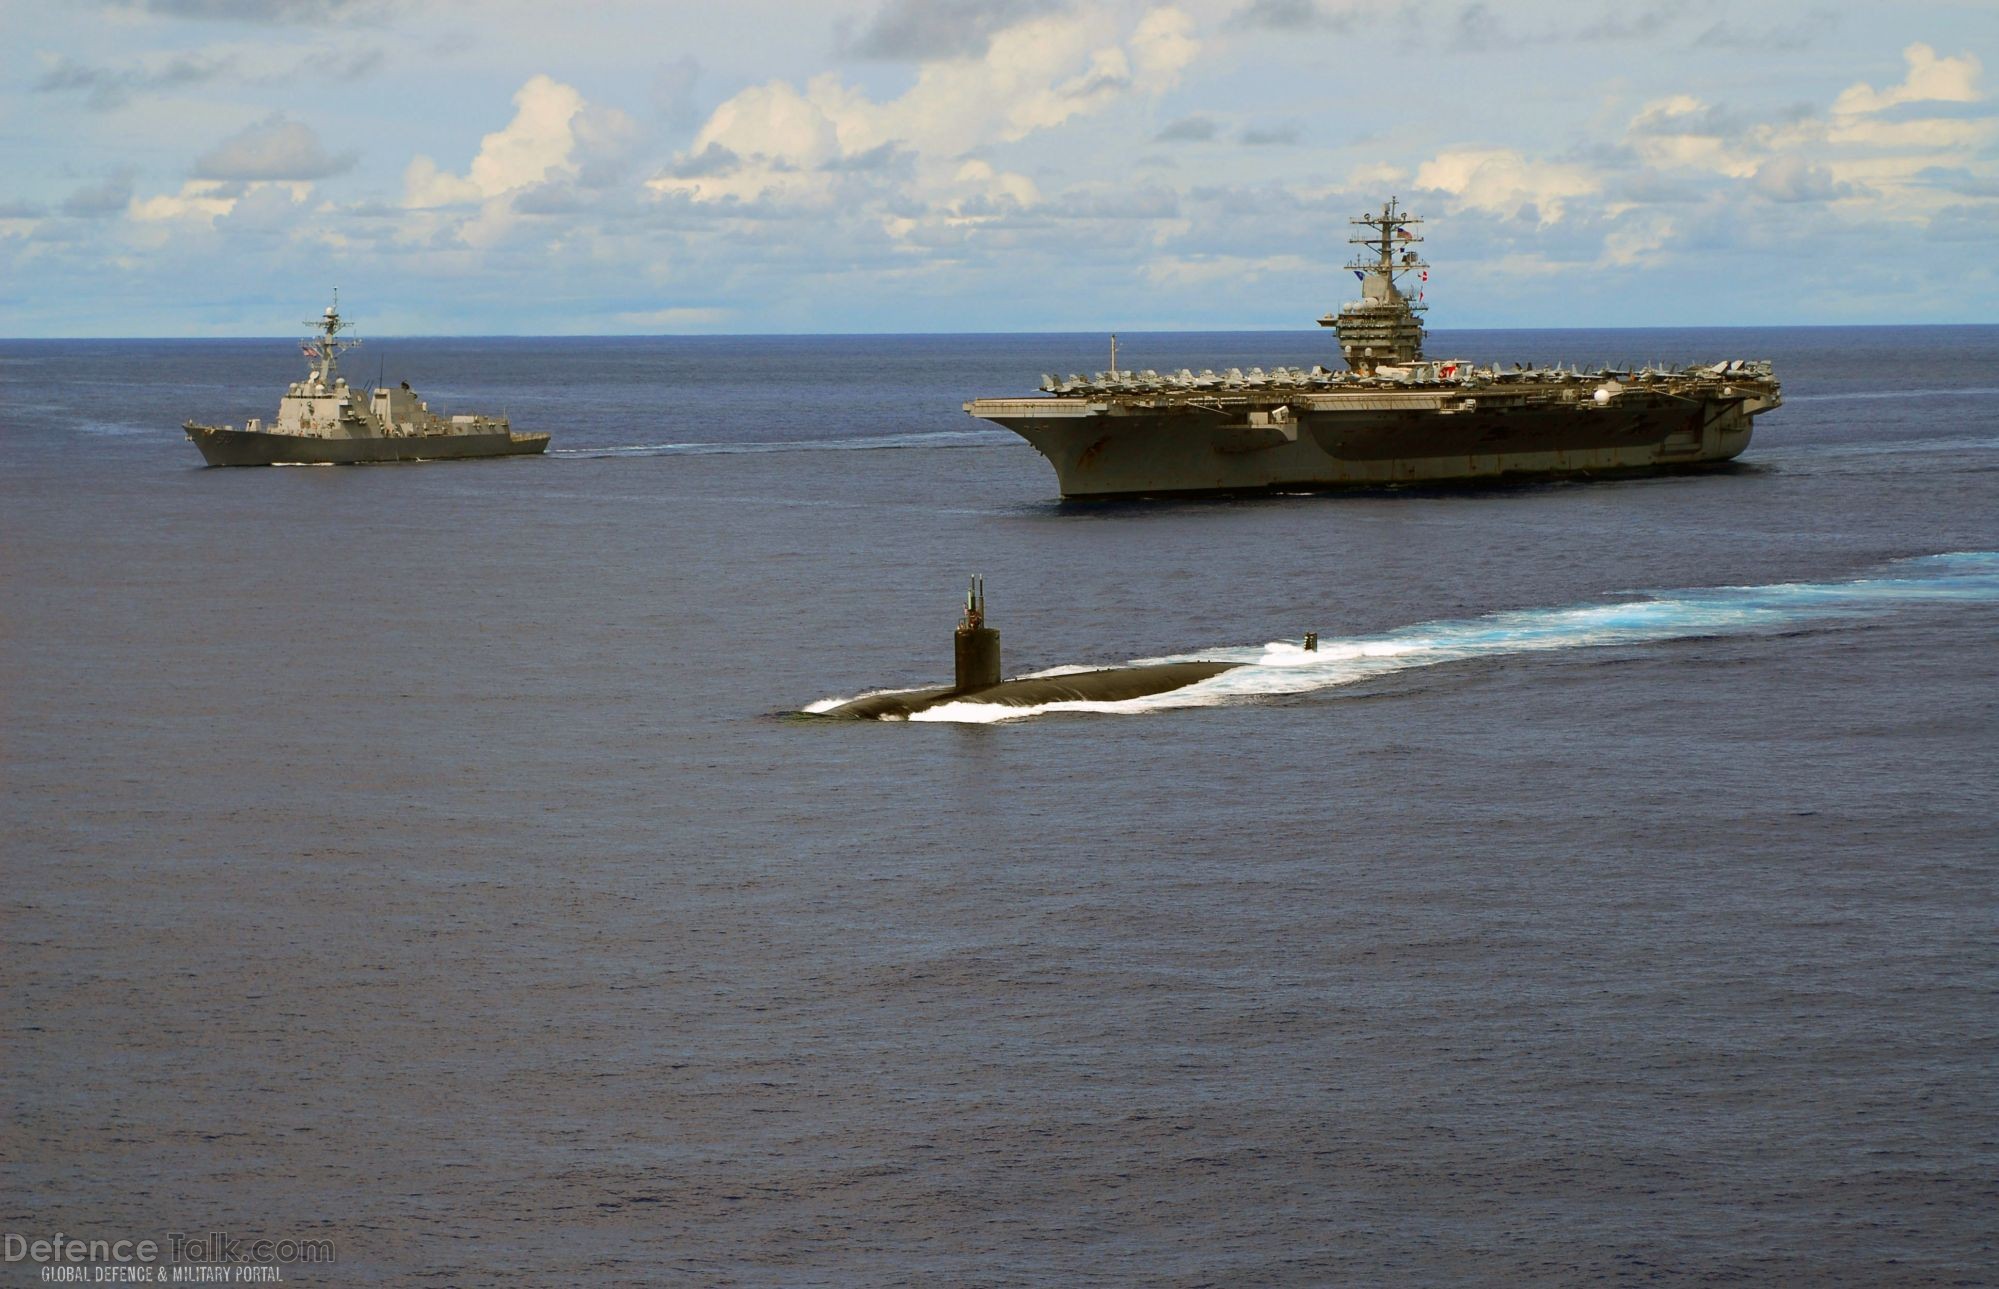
[183,296,549,467]
[965,199,1781,498]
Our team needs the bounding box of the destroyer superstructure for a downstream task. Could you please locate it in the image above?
[966,200,1781,498]
[183,296,549,466]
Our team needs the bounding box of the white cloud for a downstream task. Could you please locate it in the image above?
[1750,156,1858,203]
[650,5,1198,212]
[694,79,842,168]
[194,115,355,181]
[468,76,585,194]
[1820,43,1991,154]
[1345,161,1408,188]
[1831,43,1982,116]
[402,155,483,209]
[1606,42,1995,236]
[1629,94,1705,129]
[1130,7,1198,81]
[1599,213,1675,267]
[1623,96,1756,176]
[404,74,633,209]
[1826,115,1994,150]
[1413,148,1599,224]
[217,181,316,231]
[130,180,242,223]
[9,0,1997,334]
[945,159,1040,216]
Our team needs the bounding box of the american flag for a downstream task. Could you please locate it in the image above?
[301,343,319,359]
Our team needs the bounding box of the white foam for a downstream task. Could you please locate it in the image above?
[907,696,1170,723]
[848,552,1999,724]
[800,683,929,714]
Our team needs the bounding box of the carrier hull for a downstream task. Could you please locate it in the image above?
[966,198,1782,499]
[970,387,1769,498]
[185,423,550,467]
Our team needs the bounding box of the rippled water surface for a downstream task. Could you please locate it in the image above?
[4,326,1996,1285]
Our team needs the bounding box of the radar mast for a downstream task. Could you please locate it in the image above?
[1319,197,1427,372]
[301,289,360,385]
[1347,196,1427,311]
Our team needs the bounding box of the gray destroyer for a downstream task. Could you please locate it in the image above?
[183,297,549,466]
[966,198,1781,498]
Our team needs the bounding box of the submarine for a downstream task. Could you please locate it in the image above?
[813,578,1250,720]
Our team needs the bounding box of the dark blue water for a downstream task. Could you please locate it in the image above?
[4,327,1996,1284]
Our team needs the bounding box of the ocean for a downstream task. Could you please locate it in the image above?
[3,326,1995,1285]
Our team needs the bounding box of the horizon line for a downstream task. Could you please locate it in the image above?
[4,321,1996,343]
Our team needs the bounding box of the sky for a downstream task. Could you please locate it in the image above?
[2,0,1994,336]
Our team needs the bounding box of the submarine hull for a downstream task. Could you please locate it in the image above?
[821,660,1239,720]
[185,424,551,467]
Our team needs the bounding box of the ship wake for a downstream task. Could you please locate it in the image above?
[888,552,1999,724]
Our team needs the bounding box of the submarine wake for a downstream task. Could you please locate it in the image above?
[877,552,1999,724]
[553,429,1013,459]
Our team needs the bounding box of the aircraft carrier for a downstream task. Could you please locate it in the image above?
[965,198,1781,498]
[183,295,549,466]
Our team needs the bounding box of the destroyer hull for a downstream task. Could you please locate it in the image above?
[970,392,1763,498]
[185,424,550,467]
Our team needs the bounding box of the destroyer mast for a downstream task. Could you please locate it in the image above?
[303,289,359,387]
[1319,196,1427,373]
